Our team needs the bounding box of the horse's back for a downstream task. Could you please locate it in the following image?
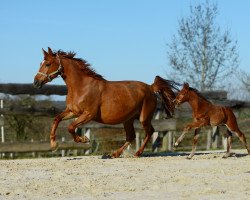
[104,80,153,98]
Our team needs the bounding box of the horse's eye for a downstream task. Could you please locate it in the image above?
[45,63,51,67]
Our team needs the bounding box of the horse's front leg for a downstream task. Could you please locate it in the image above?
[67,111,92,143]
[174,119,207,147]
[50,110,75,151]
[174,124,192,148]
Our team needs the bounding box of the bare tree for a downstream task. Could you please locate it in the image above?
[228,70,250,100]
[240,71,250,92]
[167,1,239,91]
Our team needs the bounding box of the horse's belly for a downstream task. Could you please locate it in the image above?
[98,108,139,124]
[96,101,141,124]
[209,109,226,126]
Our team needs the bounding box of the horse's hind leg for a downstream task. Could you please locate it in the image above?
[134,121,154,157]
[135,115,154,156]
[222,129,233,158]
[226,111,250,155]
[187,128,200,159]
[134,97,156,157]
[231,128,250,155]
[112,119,136,158]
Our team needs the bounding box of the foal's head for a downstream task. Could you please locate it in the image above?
[174,82,190,106]
[34,47,63,88]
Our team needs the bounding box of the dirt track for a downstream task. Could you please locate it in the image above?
[0,150,249,200]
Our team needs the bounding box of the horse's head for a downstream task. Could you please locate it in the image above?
[174,82,190,106]
[34,47,63,88]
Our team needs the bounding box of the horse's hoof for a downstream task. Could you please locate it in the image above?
[80,136,90,143]
[111,151,120,158]
[186,156,192,160]
[75,136,90,143]
[222,153,233,158]
[101,154,113,159]
[51,142,59,152]
[134,151,142,157]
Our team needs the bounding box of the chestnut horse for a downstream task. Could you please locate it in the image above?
[34,47,178,157]
[174,83,250,159]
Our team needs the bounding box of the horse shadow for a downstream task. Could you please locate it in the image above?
[140,151,249,158]
[68,151,248,160]
[100,151,201,159]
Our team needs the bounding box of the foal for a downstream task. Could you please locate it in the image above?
[174,83,250,159]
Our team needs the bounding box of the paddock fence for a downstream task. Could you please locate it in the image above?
[0,83,250,158]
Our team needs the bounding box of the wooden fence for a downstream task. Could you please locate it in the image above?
[0,141,91,153]
[0,83,250,157]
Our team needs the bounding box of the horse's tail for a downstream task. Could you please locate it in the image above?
[151,75,180,118]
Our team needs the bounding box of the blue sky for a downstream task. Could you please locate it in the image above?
[0,0,250,86]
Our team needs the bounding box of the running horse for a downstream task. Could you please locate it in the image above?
[34,47,178,157]
[174,82,250,159]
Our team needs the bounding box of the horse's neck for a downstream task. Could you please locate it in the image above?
[187,91,210,113]
[62,61,92,91]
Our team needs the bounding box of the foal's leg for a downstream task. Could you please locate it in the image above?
[226,111,250,155]
[187,128,200,159]
[174,126,189,147]
[67,111,92,143]
[112,119,136,158]
[222,129,233,158]
[174,119,207,147]
[229,128,250,155]
[50,110,75,151]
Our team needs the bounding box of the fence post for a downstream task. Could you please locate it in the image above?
[161,132,168,151]
[168,131,174,151]
[0,99,5,158]
[206,129,212,150]
[136,132,140,151]
[222,135,227,150]
[31,139,36,157]
[212,126,219,149]
[61,137,65,157]
[84,128,91,155]
[152,111,161,152]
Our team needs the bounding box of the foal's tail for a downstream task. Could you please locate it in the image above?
[151,76,180,118]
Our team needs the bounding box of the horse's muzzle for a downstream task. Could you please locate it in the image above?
[33,79,43,89]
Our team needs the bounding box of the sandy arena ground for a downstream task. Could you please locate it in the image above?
[0,150,249,200]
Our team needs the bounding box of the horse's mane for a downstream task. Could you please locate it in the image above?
[55,50,105,80]
[189,87,210,103]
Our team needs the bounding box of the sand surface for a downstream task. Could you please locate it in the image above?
[0,150,249,200]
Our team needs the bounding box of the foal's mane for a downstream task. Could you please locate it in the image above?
[55,50,105,80]
[189,87,210,103]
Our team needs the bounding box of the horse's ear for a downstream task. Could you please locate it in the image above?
[42,48,48,58]
[184,82,189,89]
[48,47,53,55]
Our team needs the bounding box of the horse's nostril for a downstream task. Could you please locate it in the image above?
[33,79,42,88]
